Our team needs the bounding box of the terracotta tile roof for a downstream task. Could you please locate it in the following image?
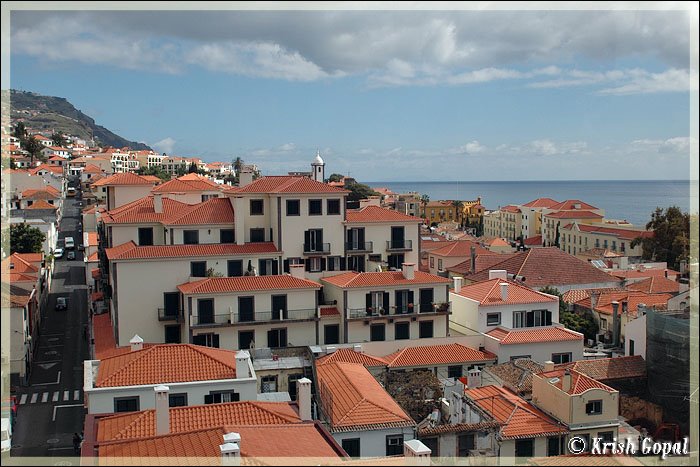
[3,293,31,308]
[522,198,559,208]
[501,205,521,213]
[575,247,624,259]
[21,187,60,199]
[1,272,37,282]
[140,175,163,183]
[555,355,646,381]
[486,326,583,345]
[236,176,349,194]
[418,421,500,436]
[316,362,414,432]
[96,344,239,387]
[563,223,652,240]
[321,270,450,288]
[178,275,321,294]
[561,287,625,304]
[524,235,543,246]
[447,253,518,276]
[106,241,279,260]
[94,313,119,360]
[92,172,158,187]
[101,197,190,224]
[537,369,616,395]
[488,238,510,247]
[26,199,58,210]
[575,290,671,317]
[84,231,99,247]
[316,348,388,367]
[83,164,104,174]
[430,240,493,258]
[88,252,100,262]
[464,248,620,288]
[610,268,680,280]
[97,423,344,461]
[164,197,234,225]
[549,199,599,211]
[455,278,558,306]
[2,253,40,275]
[382,343,496,368]
[152,174,220,193]
[345,206,422,223]
[545,210,603,219]
[91,268,101,279]
[527,455,644,466]
[319,306,340,317]
[483,359,543,395]
[97,401,301,442]
[625,276,680,294]
[464,385,567,439]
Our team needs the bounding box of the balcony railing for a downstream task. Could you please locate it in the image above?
[158,308,183,322]
[346,241,373,252]
[191,308,317,327]
[347,301,451,319]
[302,243,331,255]
[386,239,412,251]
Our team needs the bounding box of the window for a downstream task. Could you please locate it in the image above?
[598,431,615,443]
[268,328,288,348]
[286,199,300,216]
[548,437,563,456]
[309,199,322,215]
[327,256,341,271]
[395,322,410,340]
[308,257,322,272]
[515,439,534,459]
[261,375,278,393]
[192,333,219,348]
[205,391,240,404]
[370,323,385,341]
[342,439,361,458]
[612,241,617,251]
[238,331,255,350]
[327,199,341,215]
[513,309,552,328]
[168,393,188,407]
[419,320,434,339]
[388,253,404,270]
[430,257,434,268]
[164,325,181,344]
[603,239,608,249]
[629,339,635,356]
[259,258,279,275]
[114,396,140,413]
[250,228,265,242]
[138,227,153,246]
[304,229,325,253]
[510,355,531,360]
[386,435,404,456]
[551,352,572,364]
[190,261,207,277]
[448,365,463,379]
[183,230,199,245]
[438,259,443,270]
[220,229,235,243]
[586,400,603,415]
[227,260,243,277]
[486,313,501,326]
[458,434,475,456]
[324,324,340,345]
[600,318,608,330]
[250,199,264,215]
[421,437,438,457]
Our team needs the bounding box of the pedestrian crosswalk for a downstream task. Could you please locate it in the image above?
[18,389,82,405]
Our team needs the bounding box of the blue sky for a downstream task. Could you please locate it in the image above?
[3,4,698,181]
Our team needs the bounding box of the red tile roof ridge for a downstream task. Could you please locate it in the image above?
[177,275,321,294]
[537,369,616,395]
[382,343,497,368]
[315,348,388,367]
[345,205,422,223]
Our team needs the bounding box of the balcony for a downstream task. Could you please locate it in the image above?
[386,239,412,251]
[345,241,373,253]
[302,243,331,255]
[347,301,451,320]
[158,308,183,322]
[190,308,317,327]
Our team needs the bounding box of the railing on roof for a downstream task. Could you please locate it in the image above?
[190,308,317,327]
[157,308,184,323]
[346,302,450,319]
[345,241,373,253]
[386,239,412,251]
[302,243,331,255]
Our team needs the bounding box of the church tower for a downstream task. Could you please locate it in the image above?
[311,150,325,182]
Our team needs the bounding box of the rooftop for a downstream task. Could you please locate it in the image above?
[321,270,450,288]
[152,174,221,193]
[544,210,603,219]
[382,343,496,368]
[625,276,680,294]
[105,241,279,261]
[430,240,493,258]
[345,205,422,223]
[447,253,519,276]
[522,198,560,208]
[92,172,159,187]
[178,276,321,294]
[483,358,544,395]
[486,326,583,345]
[555,356,646,381]
[316,348,389,367]
[562,222,653,240]
[575,290,672,317]
[455,278,558,306]
[235,176,349,194]
[548,199,599,211]
[536,368,616,395]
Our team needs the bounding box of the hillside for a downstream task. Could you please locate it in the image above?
[3,89,151,150]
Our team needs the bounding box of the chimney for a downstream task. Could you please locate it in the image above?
[453,276,463,294]
[403,439,432,465]
[289,263,305,279]
[499,282,508,301]
[664,270,668,278]
[544,360,555,372]
[129,334,143,352]
[220,432,241,465]
[353,344,362,353]
[154,385,170,435]
[466,368,482,388]
[562,369,572,393]
[611,301,620,348]
[488,269,507,280]
[153,193,163,213]
[402,263,415,280]
[470,246,476,272]
[239,168,253,187]
[590,292,599,311]
[637,303,647,316]
[296,377,312,421]
[236,350,250,379]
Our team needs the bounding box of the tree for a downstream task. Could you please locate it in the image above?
[345,181,379,202]
[13,122,27,140]
[420,194,430,219]
[137,165,171,181]
[10,223,46,254]
[233,157,244,174]
[384,369,443,423]
[452,200,464,227]
[188,161,198,173]
[51,131,68,148]
[206,267,224,278]
[553,222,561,248]
[540,286,597,341]
[631,206,690,271]
[23,136,44,165]
[327,173,344,183]
[175,165,187,177]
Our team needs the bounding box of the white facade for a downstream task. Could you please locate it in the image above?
[345,222,421,271]
[332,427,416,458]
[624,314,646,358]
[105,184,155,210]
[482,332,584,364]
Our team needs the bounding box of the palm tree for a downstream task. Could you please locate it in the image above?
[452,200,465,227]
[233,157,244,174]
[420,194,430,220]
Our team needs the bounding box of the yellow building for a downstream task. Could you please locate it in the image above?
[420,198,484,226]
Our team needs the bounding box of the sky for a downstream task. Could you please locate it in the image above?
[2,2,698,181]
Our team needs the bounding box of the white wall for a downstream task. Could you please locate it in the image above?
[351,223,420,266]
[277,194,346,259]
[110,185,154,210]
[624,314,646,358]
[194,321,317,351]
[485,337,584,364]
[9,305,28,378]
[171,226,232,245]
[332,427,415,458]
[448,294,480,335]
[110,224,165,247]
[346,315,449,343]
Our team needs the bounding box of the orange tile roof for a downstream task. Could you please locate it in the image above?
[345,206,422,223]
[501,205,521,213]
[548,199,599,211]
[464,385,567,439]
[455,278,558,306]
[236,176,349,194]
[527,455,644,466]
[447,253,518,276]
[94,313,119,360]
[26,199,57,210]
[545,210,603,219]
[561,287,625,304]
[164,197,233,225]
[1,253,40,275]
[486,326,583,345]
[84,231,99,247]
[29,164,64,175]
[524,235,543,246]
[91,268,101,279]
[140,175,162,183]
[321,270,450,288]
[563,223,652,240]
[101,197,190,224]
[610,268,680,280]
[465,248,620,288]
[625,276,680,294]
[522,198,559,208]
[92,172,159,187]
[488,238,510,247]
[21,187,60,199]
[316,348,388,367]
[105,241,279,260]
[152,174,220,193]
[1,272,37,282]
[319,306,340,317]
[430,240,493,258]
[83,164,104,174]
[555,355,646,381]
[536,369,616,395]
[382,343,496,368]
[178,276,321,294]
[316,362,414,432]
[575,290,671,317]
[97,401,301,442]
[96,344,239,387]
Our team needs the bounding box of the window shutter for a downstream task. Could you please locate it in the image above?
[259,259,267,275]
[204,394,213,404]
[395,291,403,309]
[340,257,346,270]
[272,260,279,275]
[283,259,290,273]
[366,293,372,310]
[327,257,335,271]
[268,330,276,348]
[305,258,312,272]
[383,292,390,311]
[358,228,365,245]
[213,334,220,348]
[304,230,310,252]
[408,291,414,307]
[320,257,326,271]
[281,329,288,347]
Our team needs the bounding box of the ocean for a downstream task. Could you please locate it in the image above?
[366,180,692,227]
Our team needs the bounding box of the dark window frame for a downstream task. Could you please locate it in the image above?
[190,261,207,277]
[137,227,154,246]
[250,228,265,242]
[114,396,140,413]
[394,321,410,340]
[250,199,264,215]
[286,199,301,216]
[308,199,323,215]
[183,229,199,245]
[370,323,386,342]
[327,199,341,215]
[419,320,434,339]
[220,229,235,244]
[448,365,463,379]
[486,312,501,326]
[385,435,404,456]
[586,400,603,415]
[168,393,188,407]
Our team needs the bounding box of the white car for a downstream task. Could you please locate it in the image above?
[54,248,64,259]
[1,418,11,452]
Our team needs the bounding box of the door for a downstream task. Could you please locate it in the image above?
[324,324,340,345]
[239,297,254,322]
[419,288,434,313]
[391,226,405,248]
[515,439,534,458]
[271,295,287,320]
[163,292,180,319]
[197,299,214,325]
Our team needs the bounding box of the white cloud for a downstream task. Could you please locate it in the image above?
[632,136,695,154]
[152,137,176,154]
[278,143,296,151]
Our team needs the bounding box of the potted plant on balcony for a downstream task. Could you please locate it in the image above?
[379,307,387,315]
[366,307,374,316]
[407,303,414,313]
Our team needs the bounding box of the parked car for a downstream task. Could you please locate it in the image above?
[54,248,64,259]
[55,297,67,311]
[67,251,76,260]
[1,418,11,453]
[64,237,75,249]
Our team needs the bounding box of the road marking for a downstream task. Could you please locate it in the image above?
[63,391,69,401]
[20,394,27,405]
[47,447,75,451]
[52,391,60,402]
[38,362,60,370]
[52,404,83,421]
[30,393,38,403]
[73,390,80,400]
[42,392,49,403]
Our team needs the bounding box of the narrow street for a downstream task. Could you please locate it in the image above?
[10,182,89,461]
